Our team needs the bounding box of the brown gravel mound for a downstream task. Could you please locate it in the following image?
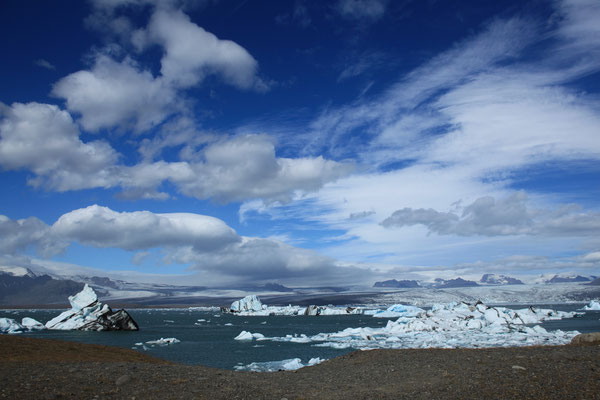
[1,335,599,399]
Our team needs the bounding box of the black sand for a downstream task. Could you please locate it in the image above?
[1,335,599,399]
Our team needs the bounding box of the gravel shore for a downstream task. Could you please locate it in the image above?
[1,335,599,399]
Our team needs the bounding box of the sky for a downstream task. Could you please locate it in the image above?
[0,0,599,288]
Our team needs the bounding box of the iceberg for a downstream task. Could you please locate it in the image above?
[21,317,45,331]
[230,295,265,313]
[234,357,326,372]
[371,304,424,318]
[224,295,371,316]
[0,317,46,334]
[582,300,600,310]
[145,337,180,346]
[45,284,138,331]
[252,301,581,350]
[234,330,265,341]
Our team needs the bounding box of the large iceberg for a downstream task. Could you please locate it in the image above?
[224,295,369,316]
[45,284,138,331]
[243,301,581,350]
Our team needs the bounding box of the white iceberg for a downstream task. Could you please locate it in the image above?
[230,295,265,313]
[234,330,265,341]
[371,304,424,318]
[21,317,45,331]
[582,300,600,310]
[254,301,581,350]
[45,284,138,331]
[234,357,326,372]
[0,317,46,334]
[0,318,25,334]
[225,295,371,316]
[145,337,180,346]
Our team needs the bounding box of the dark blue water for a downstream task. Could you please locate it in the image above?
[2,305,599,369]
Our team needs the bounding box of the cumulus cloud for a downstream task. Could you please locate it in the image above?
[52,205,241,251]
[0,102,119,190]
[0,205,372,285]
[0,104,351,202]
[52,55,178,133]
[136,8,266,90]
[0,215,65,256]
[381,192,600,237]
[172,134,354,203]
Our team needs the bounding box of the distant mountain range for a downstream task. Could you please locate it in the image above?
[0,267,83,306]
[480,274,524,285]
[373,279,421,288]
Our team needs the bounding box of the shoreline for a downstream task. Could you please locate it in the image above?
[1,335,599,399]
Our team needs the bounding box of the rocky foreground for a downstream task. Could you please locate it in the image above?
[1,335,599,399]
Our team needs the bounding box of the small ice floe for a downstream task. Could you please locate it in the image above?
[234,357,326,372]
[251,301,582,350]
[581,300,600,311]
[163,320,175,323]
[234,330,265,341]
[145,337,180,346]
[224,323,233,326]
[197,319,206,322]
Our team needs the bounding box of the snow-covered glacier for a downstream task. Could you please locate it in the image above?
[235,301,581,350]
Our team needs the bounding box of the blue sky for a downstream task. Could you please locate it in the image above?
[0,0,599,287]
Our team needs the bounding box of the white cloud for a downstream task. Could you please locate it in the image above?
[52,205,241,251]
[52,55,178,133]
[34,59,56,71]
[173,134,354,203]
[0,102,119,190]
[136,8,265,90]
[381,192,600,237]
[0,104,351,202]
[0,215,64,256]
[0,205,373,286]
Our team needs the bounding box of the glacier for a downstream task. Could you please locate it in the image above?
[234,301,582,350]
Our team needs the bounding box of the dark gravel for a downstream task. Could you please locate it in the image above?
[1,335,599,399]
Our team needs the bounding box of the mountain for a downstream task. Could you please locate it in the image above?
[0,267,84,306]
[373,279,421,288]
[261,283,294,292]
[433,278,479,288]
[546,275,594,283]
[480,274,524,285]
[587,278,600,286]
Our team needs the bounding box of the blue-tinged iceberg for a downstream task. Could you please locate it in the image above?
[582,300,600,310]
